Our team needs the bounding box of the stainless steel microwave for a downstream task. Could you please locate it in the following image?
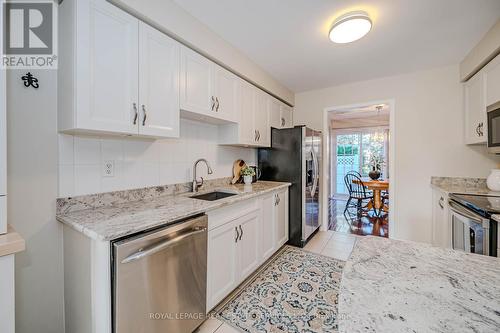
[487,101,500,154]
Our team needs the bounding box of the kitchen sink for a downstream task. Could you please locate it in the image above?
[190,191,238,201]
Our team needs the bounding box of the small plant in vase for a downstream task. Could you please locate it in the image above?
[368,153,385,180]
[240,166,256,185]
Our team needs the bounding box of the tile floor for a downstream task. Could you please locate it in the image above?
[195,230,357,333]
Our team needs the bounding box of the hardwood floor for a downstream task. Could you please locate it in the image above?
[329,198,389,238]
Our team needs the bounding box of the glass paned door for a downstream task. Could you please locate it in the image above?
[335,134,360,195]
[333,129,388,197]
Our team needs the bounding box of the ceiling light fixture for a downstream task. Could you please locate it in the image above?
[329,11,372,44]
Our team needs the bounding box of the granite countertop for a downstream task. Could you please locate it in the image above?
[339,237,500,333]
[431,176,500,196]
[56,181,290,241]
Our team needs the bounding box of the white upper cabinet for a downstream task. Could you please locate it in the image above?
[58,0,180,139]
[138,23,180,138]
[269,97,293,129]
[255,91,270,146]
[62,0,139,135]
[180,46,238,123]
[213,65,239,122]
[219,82,270,147]
[59,0,289,141]
[280,104,293,128]
[464,71,486,144]
[239,81,256,144]
[269,98,281,129]
[485,53,500,107]
[180,46,214,116]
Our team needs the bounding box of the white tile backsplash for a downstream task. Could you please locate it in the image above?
[74,136,101,165]
[58,119,257,196]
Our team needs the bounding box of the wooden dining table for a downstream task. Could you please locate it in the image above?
[353,178,389,214]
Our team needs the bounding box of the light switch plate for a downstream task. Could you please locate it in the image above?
[103,160,115,177]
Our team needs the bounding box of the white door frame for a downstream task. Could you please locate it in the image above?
[321,99,396,239]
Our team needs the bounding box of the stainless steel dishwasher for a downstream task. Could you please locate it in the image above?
[112,214,207,333]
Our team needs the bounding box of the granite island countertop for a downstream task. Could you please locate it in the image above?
[56,181,290,241]
[339,236,500,333]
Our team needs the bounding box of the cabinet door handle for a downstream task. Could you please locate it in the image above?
[133,103,138,125]
[141,105,147,126]
[281,117,285,127]
[479,122,484,137]
[476,123,481,137]
[211,96,215,111]
[235,226,239,243]
[254,130,258,142]
[277,194,280,205]
[257,130,261,141]
[215,97,219,112]
[239,225,243,241]
[439,197,444,209]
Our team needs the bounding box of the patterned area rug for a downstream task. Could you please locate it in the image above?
[216,246,345,333]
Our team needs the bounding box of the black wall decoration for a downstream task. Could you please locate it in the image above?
[21,72,39,89]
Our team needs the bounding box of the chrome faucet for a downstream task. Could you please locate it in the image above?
[192,158,213,192]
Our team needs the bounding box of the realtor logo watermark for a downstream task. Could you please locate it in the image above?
[2,0,58,69]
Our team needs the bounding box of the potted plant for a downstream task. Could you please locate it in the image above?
[240,166,256,185]
[368,153,385,180]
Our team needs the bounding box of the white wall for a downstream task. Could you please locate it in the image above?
[7,70,64,333]
[295,64,500,243]
[59,119,256,196]
[110,0,295,105]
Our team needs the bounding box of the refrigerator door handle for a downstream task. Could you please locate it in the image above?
[311,149,319,199]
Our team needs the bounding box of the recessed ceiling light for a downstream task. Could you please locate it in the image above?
[329,11,372,44]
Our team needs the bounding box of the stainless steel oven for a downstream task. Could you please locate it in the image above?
[449,200,490,255]
[487,101,500,153]
[112,215,207,333]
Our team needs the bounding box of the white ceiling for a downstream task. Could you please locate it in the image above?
[173,0,500,92]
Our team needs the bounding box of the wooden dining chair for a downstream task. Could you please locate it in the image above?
[343,172,373,222]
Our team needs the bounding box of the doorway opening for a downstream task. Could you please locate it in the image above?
[327,103,392,237]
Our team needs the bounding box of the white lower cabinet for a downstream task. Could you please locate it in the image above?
[261,194,276,261]
[0,255,15,333]
[207,188,289,311]
[275,190,289,246]
[237,211,261,280]
[431,188,451,248]
[207,218,239,308]
[207,208,259,310]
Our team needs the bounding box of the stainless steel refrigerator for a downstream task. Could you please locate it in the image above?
[258,126,321,247]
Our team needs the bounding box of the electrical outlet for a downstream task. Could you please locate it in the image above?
[103,160,115,177]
